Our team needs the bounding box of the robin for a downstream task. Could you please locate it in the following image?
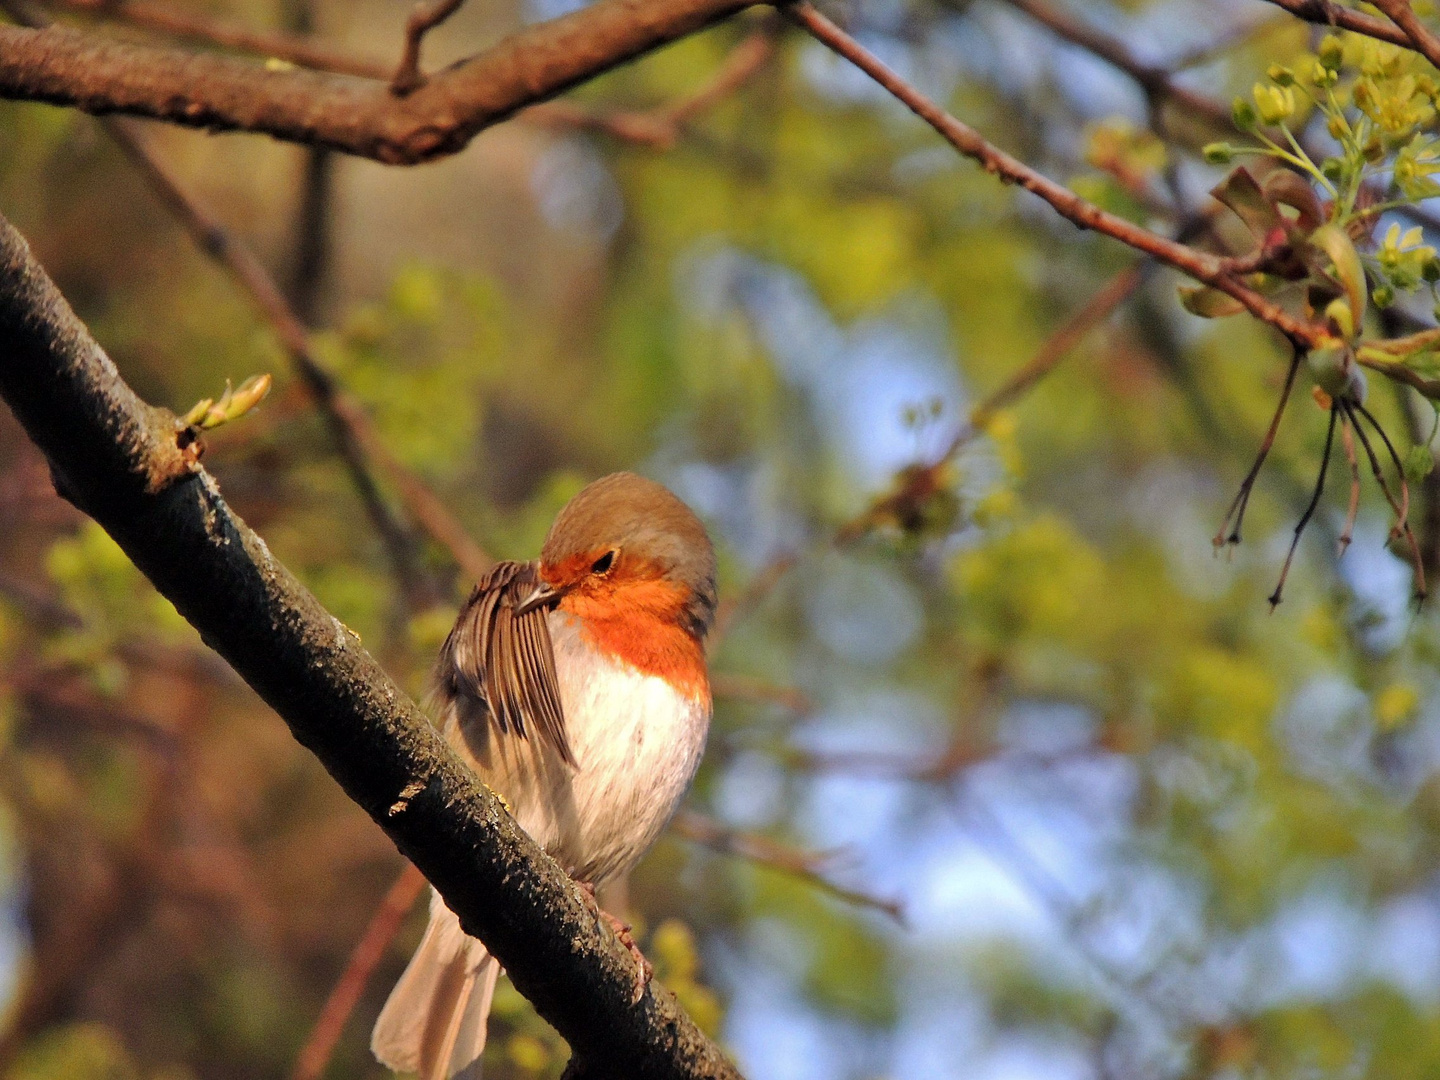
[371,471,717,1080]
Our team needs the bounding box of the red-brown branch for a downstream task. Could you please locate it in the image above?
[0,0,755,164]
[1257,0,1412,48]
[290,864,428,1080]
[786,3,1326,350]
[41,0,391,78]
[391,0,467,95]
[1368,0,1440,69]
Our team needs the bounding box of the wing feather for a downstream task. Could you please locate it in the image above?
[437,561,574,765]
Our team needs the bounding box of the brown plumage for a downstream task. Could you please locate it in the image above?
[373,472,716,1080]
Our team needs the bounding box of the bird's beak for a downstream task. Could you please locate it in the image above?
[515,580,567,616]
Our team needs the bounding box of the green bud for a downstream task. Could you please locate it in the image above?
[1318,34,1344,71]
[1373,283,1396,308]
[1202,143,1235,164]
[1267,63,1296,87]
[1424,255,1440,283]
[1232,97,1258,132]
[1321,157,1346,181]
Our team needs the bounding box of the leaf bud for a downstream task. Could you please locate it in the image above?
[1232,96,1258,132]
[1318,34,1344,71]
[1267,63,1296,87]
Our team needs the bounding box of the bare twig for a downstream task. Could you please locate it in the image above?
[290,864,428,1080]
[102,116,450,611]
[525,23,775,148]
[391,0,466,95]
[787,2,1325,349]
[40,0,391,79]
[1346,399,1427,600]
[1214,350,1304,549]
[669,810,905,923]
[986,0,1229,129]
[1339,408,1360,556]
[1268,402,1337,609]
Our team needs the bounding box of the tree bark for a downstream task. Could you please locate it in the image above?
[0,212,741,1080]
[0,0,755,163]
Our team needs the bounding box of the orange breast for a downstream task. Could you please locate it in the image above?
[560,585,710,703]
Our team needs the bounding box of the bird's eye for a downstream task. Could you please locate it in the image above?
[590,550,617,576]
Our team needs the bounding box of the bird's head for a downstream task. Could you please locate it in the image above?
[519,472,717,641]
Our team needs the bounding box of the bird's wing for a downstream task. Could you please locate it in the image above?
[437,560,574,766]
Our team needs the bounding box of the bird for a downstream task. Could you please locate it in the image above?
[371,471,717,1080]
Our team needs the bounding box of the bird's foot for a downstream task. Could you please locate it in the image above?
[599,908,653,1004]
[574,880,652,1003]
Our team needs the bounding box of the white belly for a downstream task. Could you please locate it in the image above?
[452,612,710,885]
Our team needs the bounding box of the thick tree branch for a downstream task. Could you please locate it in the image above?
[0,0,755,163]
[0,211,740,1080]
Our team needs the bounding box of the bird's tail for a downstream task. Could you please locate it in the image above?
[372,889,500,1080]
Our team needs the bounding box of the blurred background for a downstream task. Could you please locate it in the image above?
[2,0,1440,1077]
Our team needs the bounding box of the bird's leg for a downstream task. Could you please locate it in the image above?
[574,879,652,1003]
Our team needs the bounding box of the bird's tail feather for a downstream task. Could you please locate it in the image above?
[372,889,499,1080]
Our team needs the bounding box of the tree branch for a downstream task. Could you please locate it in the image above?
[0,211,740,1080]
[1257,0,1412,49]
[787,2,1327,350]
[0,0,755,164]
[1368,0,1440,68]
[41,0,391,79]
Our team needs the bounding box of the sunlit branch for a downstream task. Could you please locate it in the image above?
[668,810,906,924]
[0,0,757,163]
[1370,0,1440,77]
[40,0,391,78]
[1257,0,1412,49]
[788,2,1326,349]
[391,0,467,95]
[0,209,741,1080]
[290,864,428,1080]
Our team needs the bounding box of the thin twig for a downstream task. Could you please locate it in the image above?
[669,810,905,923]
[290,864,428,1080]
[1339,408,1360,556]
[986,0,1229,129]
[41,0,391,79]
[525,22,775,148]
[1269,402,1337,609]
[1215,350,1304,549]
[787,1,1326,349]
[102,116,450,611]
[391,0,466,95]
[1346,400,1427,600]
